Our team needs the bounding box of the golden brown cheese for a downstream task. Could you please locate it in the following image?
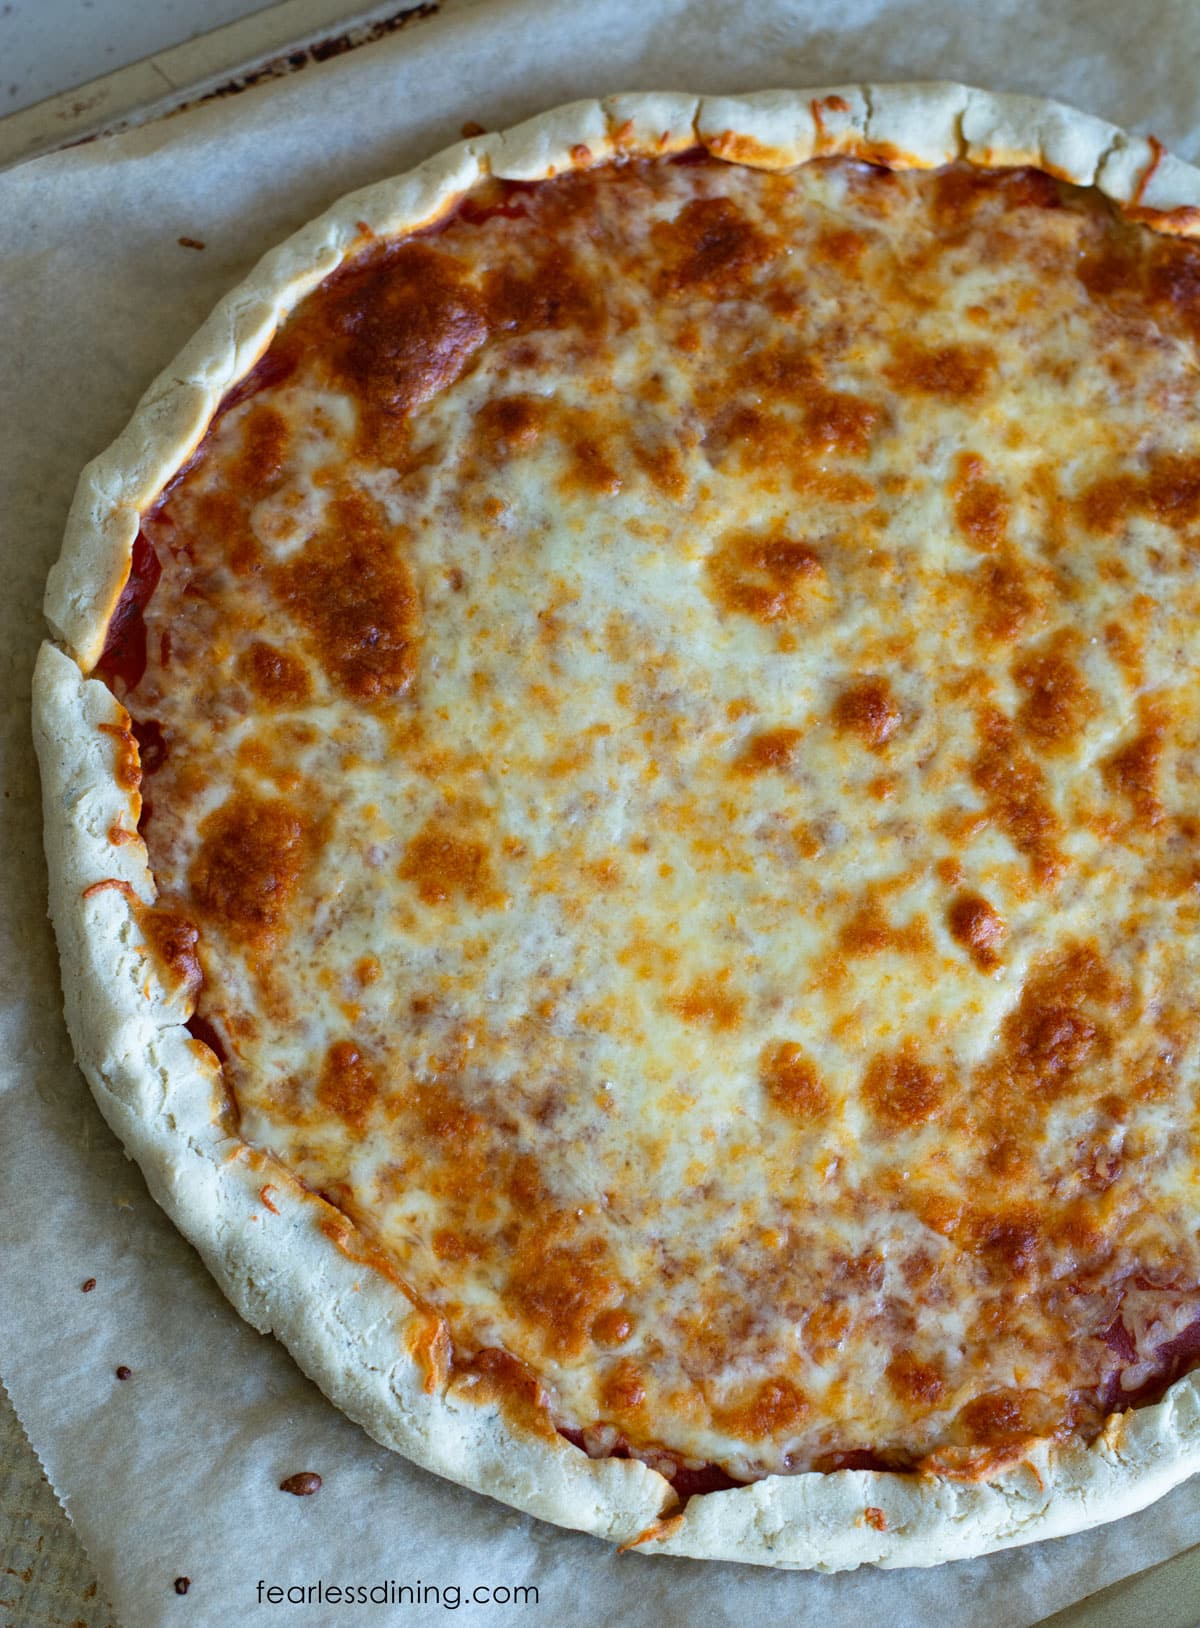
[98,154,1200,1484]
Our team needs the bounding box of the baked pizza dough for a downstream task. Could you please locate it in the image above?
[32,84,1200,1568]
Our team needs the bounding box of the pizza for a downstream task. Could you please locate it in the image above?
[32,83,1200,1569]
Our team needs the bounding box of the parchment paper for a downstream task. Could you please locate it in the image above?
[4,2,1200,1623]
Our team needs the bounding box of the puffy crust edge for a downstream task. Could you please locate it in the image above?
[653,1378,1200,1565]
[31,639,675,1545]
[34,86,1200,1569]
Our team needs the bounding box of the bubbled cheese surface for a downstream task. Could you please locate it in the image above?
[109,155,1200,1479]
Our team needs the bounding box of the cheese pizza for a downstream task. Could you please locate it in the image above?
[32,84,1200,1568]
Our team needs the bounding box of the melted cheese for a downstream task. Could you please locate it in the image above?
[102,155,1200,1480]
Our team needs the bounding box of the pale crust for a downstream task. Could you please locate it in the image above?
[33,84,1200,1569]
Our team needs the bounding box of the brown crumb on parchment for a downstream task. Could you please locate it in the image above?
[174,1576,191,1595]
[115,1365,132,1381]
[279,1470,322,1495]
[177,236,206,250]
[81,1277,96,1292]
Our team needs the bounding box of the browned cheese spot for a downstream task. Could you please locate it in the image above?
[189,791,313,943]
[964,1204,1042,1275]
[507,1239,621,1360]
[274,487,418,700]
[399,822,498,907]
[760,1041,831,1121]
[732,339,821,400]
[714,1376,809,1440]
[405,1088,489,1208]
[708,531,824,623]
[632,432,689,500]
[838,894,931,958]
[194,485,263,578]
[584,856,622,890]
[1078,454,1200,538]
[947,893,1006,971]
[736,727,804,773]
[933,165,1062,232]
[601,1357,647,1412]
[654,196,778,297]
[885,340,995,400]
[832,677,902,749]
[1147,238,1200,344]
[1078,474,1139,536]
[473,392,619,496]
[955,1389,1038,1449]
[560,421,622,497]
[473,393,547,459]
[982,945,1116,1142]
[231,403,290,498]
[1144,453,1200,530]
[329,241,488,419]
[972,553,1039,643]
[886,1351,945,1406]
[236,639,312,707]
[1103,698,1168,829]
[432,1228,476,1262]
[1076,240,1142,304]
[805,1301,851,1364]
[970,707,1062,883]
[814,226,868,267]
[591,1307,634,1346]
[485,242,605,338]
[139,906,203,996]
[951,452,1008,550]
[316,1039,379,1132]
[1012,638,1093,754]
[669,975,745,1031]
[804,390,880,457]
[862,1046,944,1131]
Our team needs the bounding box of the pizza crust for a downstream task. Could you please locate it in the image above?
[652,1378,1200,1566]
[33,84,1200,1569]
[32,637,676,1543]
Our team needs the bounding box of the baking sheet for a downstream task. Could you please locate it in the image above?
[0,0,441,170]
[4,1,1200,1623]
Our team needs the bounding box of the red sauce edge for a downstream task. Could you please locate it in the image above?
[185,1013,228,1065]
[92,354,298,697]
[219,347,297,417]
[130,717,167,775]
[555,1425,745,1496]
[457,193,530,226]
[93,531,161,692]
[1100,1308,1200,1412]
